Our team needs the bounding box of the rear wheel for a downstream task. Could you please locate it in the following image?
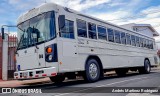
[139,59,151,74]
[50,75,65,83]
[84,59,100,82]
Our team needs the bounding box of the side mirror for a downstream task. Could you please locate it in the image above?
[58,15,65,29]
[1,27,5,39]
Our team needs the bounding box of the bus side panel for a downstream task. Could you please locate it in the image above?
[57,39,80,73]
[99,55,144,69]
[77,39,156,70]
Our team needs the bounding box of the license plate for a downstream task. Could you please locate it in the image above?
[22,72,28,77]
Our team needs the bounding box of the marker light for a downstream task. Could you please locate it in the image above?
[46,47,52,53]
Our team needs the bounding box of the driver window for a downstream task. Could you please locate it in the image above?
[60,20,74,39]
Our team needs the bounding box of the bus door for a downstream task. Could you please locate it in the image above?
[59,19,78,72]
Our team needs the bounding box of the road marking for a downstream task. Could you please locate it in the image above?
[96,77,148,87]
[126,93,159,96]
[54,77,148,96]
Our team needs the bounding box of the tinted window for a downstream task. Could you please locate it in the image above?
[98,26,107,40]
[88,23,97,39]
[139,38,144,47]
[131,35,136,46]
[107,28,114,42]
[121,32,126,44]
[126,34,131,45]
[114,30,121,43]
[143,39,146,47]
[77,19,87,37]
[150,40,153,49]
[135,36,140,47]
[146,40,149,49]
[61,20,74,39]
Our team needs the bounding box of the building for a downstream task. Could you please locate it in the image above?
[120,23,159,37]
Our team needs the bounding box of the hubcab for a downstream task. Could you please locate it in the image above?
[89,63,98,79]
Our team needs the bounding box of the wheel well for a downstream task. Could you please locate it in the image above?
[85,55,103,75]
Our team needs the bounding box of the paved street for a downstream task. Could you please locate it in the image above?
[2,68,160,96]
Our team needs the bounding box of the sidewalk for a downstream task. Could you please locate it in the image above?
[0,78,50,88]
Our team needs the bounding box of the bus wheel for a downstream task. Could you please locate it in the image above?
[50,75,65,83]
[115,68,128,76]
[84,59,100,82]
[139,59,151,74]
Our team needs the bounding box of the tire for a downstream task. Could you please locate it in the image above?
[50,75,65,83]
[115,68,128,76]
[84,59,100,82]
[139,59,151,74]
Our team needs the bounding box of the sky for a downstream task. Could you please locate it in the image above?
[1,0,160,40]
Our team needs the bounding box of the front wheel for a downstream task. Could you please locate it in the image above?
[138,59,151,74]
[84,59,100,82]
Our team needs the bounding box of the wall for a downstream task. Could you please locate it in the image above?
[135,26,153,37]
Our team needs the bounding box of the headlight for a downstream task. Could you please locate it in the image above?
[48,55,53,61]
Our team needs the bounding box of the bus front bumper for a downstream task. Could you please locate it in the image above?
[14,67,57,80]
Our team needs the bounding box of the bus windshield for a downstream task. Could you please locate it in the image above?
[17,11,56,50]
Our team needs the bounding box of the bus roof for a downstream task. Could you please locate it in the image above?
[17,3,154,40]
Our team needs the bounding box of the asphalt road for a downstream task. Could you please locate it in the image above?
[2,68,160,96]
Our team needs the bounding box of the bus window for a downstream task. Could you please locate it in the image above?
[143,39,146,48]
[126,34,131,45]
[121,32,126,44]
[98,26,107,40]
[131,35,136,46]
[107,28,114,42]
[136,36,140,47]
[60,20,74,39]
[146,40,149,49]
[77,19,87,38]
[150,41,153,49]
[139,38,144,47]
[114,30,121,43]
[88,23,97,39]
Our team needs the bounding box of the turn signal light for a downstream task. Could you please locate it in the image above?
[46,47,52,53]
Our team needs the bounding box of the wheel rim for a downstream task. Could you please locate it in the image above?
[145,61,150,72]
[89,63,98,79]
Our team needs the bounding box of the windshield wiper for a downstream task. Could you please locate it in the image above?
[32,26,39,49]
[15,26,26,54]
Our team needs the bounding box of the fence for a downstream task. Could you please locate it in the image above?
[0,33,17,80]
[8,35,17,79]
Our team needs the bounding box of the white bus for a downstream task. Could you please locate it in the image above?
[11,3,159,82]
